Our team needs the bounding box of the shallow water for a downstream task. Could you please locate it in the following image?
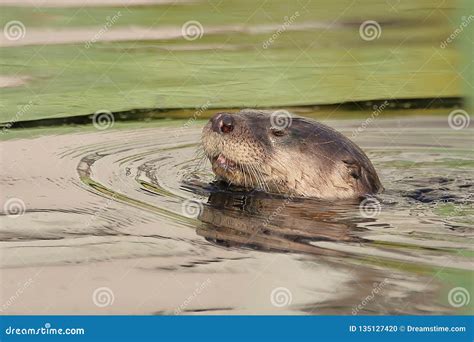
[1,115,473,315]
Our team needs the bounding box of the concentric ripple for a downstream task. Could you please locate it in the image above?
[1,117,472,315]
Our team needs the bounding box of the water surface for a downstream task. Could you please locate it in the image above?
[1,114,472,314]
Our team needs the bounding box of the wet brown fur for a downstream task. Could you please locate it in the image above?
[201,109,383,199]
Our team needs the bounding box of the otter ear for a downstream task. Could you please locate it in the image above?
[342,159,382,194]
[342,159,361,180]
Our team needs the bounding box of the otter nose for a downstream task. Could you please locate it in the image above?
[211,113,234,134]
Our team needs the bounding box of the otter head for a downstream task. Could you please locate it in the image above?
[201,109,382,199]
[201,110,287,191]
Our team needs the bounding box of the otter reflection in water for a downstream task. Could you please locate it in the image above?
[195,186,376,256]
[201,109,383,199]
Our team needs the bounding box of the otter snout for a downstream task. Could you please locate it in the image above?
[201,109,383,199]
[211,113,235,134]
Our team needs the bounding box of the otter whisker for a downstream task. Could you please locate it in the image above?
[193,144,208,170]
[249,163,268,192]
[241,164,248,188]
[244,164,257,189]
[245,164,261,191]
[200,110,382,199]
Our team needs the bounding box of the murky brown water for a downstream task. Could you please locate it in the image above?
[1,116,473,315]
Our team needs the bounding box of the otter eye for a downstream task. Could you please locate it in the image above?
[271,129,286,137]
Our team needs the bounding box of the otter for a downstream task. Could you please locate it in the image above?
[201,109,383,199]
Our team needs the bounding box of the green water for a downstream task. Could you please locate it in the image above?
[0,0,472,315]
[0,0,466,122]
